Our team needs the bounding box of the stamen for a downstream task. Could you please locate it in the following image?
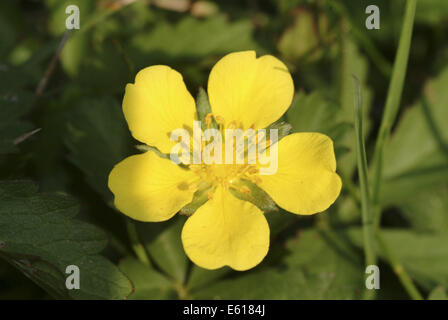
[188,183,199,192]
[215,115,225,125]
[248,167,259,174]
[185,115,262,192]
[227,121,237,130]
[205,113,213,128]
[240,185,251,194]
[189,164,202,172]
[244,175,262,185]
[229,183,251,195]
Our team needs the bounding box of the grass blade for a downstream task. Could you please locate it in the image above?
[371,0,418,227]
[352,76,377,299]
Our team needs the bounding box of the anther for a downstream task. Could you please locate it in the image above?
[205,113,213,126]
[228,121,237,129]
[215,115,225,125]
[248,167,259,174]
[229,184,251,195]
[188,183,199,192]
[240,186,251,194]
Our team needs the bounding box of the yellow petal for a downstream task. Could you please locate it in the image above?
[258,133,342,215]
[208,51,294,130]
[123,65,196,153]
[108,152,196,222]
[181,186,269,271]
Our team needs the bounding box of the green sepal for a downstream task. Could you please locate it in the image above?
[229,179,278,213]
[195,87,217,131]
[265,120,292,142]
[179,182,211,216]
[135,144,169,159]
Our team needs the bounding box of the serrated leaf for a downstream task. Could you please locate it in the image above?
[381,67,448,205]
[118,257,176,299]
[186,265,231,292]
[287,91,348,136]
[137,215,189,284]
[346,228,448,290]
[398,183,448,233]
[0,180,133,299]
[428,286,448,300]
[131,15,261,60]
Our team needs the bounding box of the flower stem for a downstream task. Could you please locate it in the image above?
[363,0,422,300]
[126,219,150,266]
[371,0,417,228]
[352,76,377,300]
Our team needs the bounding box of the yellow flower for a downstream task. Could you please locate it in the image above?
[108,51,342,271]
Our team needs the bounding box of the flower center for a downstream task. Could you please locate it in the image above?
[187,113,261,197]
[190,163,258,186]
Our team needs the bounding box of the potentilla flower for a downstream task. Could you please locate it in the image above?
[108,51,342,271]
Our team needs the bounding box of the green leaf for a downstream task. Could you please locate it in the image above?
[370,0,417,213]
[64,97,133,202]
[381,67,448,205]
[137,216,189,284]
[0,180,133,299]
[287,91,349,137]
[428,286,448,300]
[278,10,332,63]
[187,265,231,292]
[61,33,88,77]
[118,257,176,299]
[281,229,364,299]
[415,0,448,24]
[192,229,363,299]
[131,15,261,59]
[347,228,448,290]
[46,0,92,36]
[398,183,448,233]
[192,267,309,299]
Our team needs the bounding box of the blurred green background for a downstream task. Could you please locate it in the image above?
[1,0,448,300]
